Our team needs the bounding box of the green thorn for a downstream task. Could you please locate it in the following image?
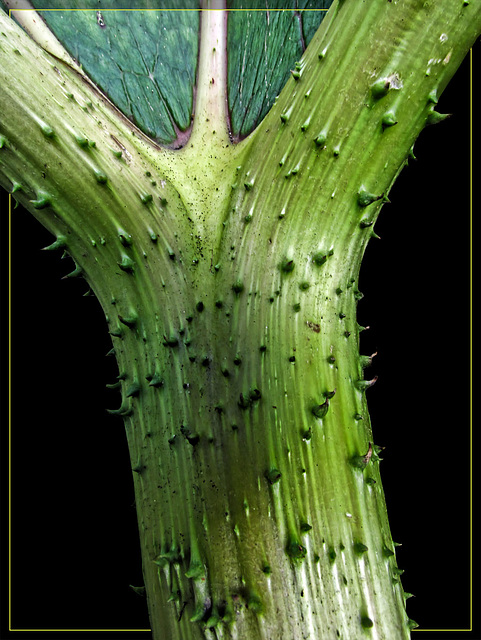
[107,400,132,416]
[141,193,153,204]
[62,263,82,279]
[280,258,295,273]
[407,619,419,630]
[312,398,329,419]
[0,134,8,148]
[265,468,282,485]
[94,169,108,184]
[350,443,373,470]
[286,538,307,562]
[381,110,398,128]
[371,78,390,99]
[312,251,329,266]
[314,131,327,146]
[358,188,382,207]
[129,585,146,597]
[355,377,378,392]
[189,606,205,623]
[232,280,244,295]
[40,123,55,139]
[119,313,138,328]
[353,541,369,555]
[163,334,179,348]
[148,372,163,388]
[30,191,52,209]
[106,381,121,390]
[118,255,135,273]
[205,614,221,628]
[75,135,89,148]
[426,106,450,126]
[185,561,205,580]
[301,117,310,132]
[42,235,67,251]
[118,232,132,247]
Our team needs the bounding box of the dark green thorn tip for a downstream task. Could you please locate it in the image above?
[0,134,8,148]
[265,468,282,485]
[141,193,153,205]
[361,615,374,629]
[407,619,419,630]
[126,381,141,398]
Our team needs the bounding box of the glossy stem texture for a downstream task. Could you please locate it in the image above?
[1,1,480,639]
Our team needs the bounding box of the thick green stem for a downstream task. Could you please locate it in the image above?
[1,1,480,639]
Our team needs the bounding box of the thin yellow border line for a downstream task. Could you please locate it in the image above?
[6,14,473,636]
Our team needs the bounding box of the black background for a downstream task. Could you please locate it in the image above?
[1,40,480,640]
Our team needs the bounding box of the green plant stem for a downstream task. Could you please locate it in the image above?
[1,1,480,638]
